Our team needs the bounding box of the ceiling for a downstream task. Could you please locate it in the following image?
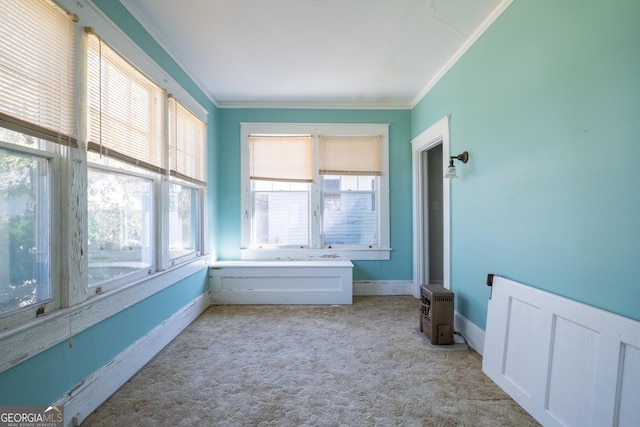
[121,0,508,109]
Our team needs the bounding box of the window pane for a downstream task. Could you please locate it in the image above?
[88,169,153,285]
[253,191,308,246]
[323,192,377,246]
[0,127,49,151]
[322,175,376,191]
[169,182,198,259]
[0,147,50,315]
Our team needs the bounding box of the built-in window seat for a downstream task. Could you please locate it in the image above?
[208,260,354,304]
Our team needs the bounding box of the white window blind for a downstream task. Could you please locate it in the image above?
[249,135,313,182]
[168,96,206,185]
[0,0,77,147]
[319,135,382,175]
[86,30,165,174]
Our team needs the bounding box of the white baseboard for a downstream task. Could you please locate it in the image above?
[454,311,485,356]
[54,292,210,427]
[353,280,413,296]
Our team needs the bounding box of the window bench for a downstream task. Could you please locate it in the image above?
[208,260,354,305]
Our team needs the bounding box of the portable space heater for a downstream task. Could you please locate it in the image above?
[420,284,455,345]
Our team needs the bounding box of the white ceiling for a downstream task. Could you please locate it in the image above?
[121,0,509,109]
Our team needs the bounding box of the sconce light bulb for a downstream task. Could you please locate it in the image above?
[444,165,457,179]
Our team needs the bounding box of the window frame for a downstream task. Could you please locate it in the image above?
[240,123,390,261]
[0,0,210,373]
[166,178,203,265]
[0,137,60,330]
[86,162,157,292]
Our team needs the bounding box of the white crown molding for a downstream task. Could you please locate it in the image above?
[410,0,513,108]
[119,0,220,109]
[217,100,412,110]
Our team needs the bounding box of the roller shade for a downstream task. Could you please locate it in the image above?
[249,135,313,182]
[319,135,381,175]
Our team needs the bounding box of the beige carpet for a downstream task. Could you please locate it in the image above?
[82,296,539,426]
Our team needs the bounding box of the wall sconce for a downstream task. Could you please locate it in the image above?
[444,151,469,179]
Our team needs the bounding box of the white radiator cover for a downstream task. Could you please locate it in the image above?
[209,260,353,304]
[483,276,640,427]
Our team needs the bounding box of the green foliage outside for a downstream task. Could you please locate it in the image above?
[0,129,43,315]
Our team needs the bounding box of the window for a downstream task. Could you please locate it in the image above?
[0,0,209,362]
[249,135,312,247]
[167,97,206,262]
[168,182,199,260]
[0,0,76,323]
[85,31,165,289]
[322,175,377,246]
[319,135,381,248]
[0,133,51,316]
[241,123,390,260]
[87,167,154,286]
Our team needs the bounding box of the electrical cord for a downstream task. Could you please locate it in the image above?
[454,330,472,352]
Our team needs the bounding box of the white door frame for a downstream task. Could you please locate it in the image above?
[411,116,451,297]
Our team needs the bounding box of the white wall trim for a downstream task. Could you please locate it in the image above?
[454,311,485,355]
[410,0,513,108]
[411,116,451,298]
[353,280,413,296]
[54,292,210,427]
[0,258,208,375]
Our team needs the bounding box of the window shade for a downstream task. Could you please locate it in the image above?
[86,30,165,174]
[249,135,313,182]
[168,97,207,185]
[0,0,77,147]
[319,135,382,175]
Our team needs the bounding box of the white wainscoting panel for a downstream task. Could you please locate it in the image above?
[483,276,640,427]
[209,261,353,304]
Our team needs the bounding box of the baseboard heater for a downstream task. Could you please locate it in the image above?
[208,260,353,305]
[483,275,640,427]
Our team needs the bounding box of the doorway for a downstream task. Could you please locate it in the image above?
[411,116,451,297]
[424,145,443,286]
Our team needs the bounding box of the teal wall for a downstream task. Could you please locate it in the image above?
[412,0,640,327]
[0,0,214,406]
[0,270,208,405]
[216,108,413,281]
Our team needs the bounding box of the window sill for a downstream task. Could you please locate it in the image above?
[240,248,391,261]
[0,256,209,375]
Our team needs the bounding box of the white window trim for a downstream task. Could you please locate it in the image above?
[166,178,204,267]
[0,139,59,330]
[240,123,391,261]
